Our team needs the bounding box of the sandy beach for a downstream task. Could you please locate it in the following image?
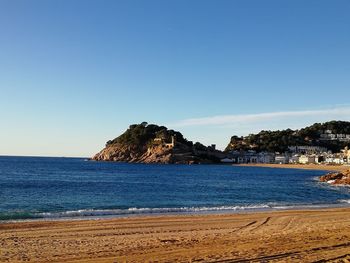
[236,163,350,172]
[1,207,350,262]
[2,164,350,262]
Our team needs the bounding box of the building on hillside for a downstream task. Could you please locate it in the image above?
[227,150,259,164]
[298,155,317,164]
[227,151,276,164]
[275,154,289,164]
[257,152,275,164]
[227,151,241,164]
[320,130,350,142]
[322,148,350,164]
[153,135,176,148]
[289,154,300,164]
[325,156,343,164]
[341,146,350,164]
[240,150,258,163]
[288,146,327,154]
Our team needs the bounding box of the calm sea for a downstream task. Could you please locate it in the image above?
[1,156,350,221]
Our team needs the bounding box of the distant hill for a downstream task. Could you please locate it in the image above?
[225,121,350,153]
[92,122,224,164]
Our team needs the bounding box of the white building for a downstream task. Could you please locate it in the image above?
[275,155,289,164]
[298,155,317,164]
[288,146,327,154]
[289,154,300,164]
[258,152,275,164]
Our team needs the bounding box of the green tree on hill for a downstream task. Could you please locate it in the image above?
[225,121,350,153]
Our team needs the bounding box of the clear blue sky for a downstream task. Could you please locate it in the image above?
[1,0,350,156]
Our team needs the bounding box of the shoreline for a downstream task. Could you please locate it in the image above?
[3,201,350,224]
[235,163,350,172]
[3,207,350,262]
[2,165,350,262]
[2,164,349,223]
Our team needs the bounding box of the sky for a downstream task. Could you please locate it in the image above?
[0,0,350,157]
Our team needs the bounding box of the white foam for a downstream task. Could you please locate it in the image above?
[28,201,350,220]
[37,205,271,219]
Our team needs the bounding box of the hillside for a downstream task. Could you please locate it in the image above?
[92,122,224,164]
[225,121,350,153]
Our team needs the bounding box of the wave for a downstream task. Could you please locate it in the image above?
[38,205,272,218]
[3,201,350,221]
[339,199,350,204]
[0,205,271,221]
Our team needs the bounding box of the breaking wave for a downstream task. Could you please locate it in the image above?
[4,201,350,221]
[339,199,350,204]
[38,205,272,218]
[1,205,274,221]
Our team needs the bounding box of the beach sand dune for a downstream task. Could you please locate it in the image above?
[2,208,350,262]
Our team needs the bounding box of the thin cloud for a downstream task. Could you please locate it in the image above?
[170,106,350,127]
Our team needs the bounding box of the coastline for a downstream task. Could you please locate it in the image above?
[3,201,350,223]
[2,164,350,262]
[235,163,349,172]
[3,207,350,262]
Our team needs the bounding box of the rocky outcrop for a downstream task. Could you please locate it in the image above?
[93,143,171,163]
[320,170,350,185]
[92,122,224,164]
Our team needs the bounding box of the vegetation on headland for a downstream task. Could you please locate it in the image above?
[93,120,350,164]
[225,121,350,153]
[93,122,223,164]
[106,122,193,148]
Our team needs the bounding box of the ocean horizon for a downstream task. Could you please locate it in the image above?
[1,156,350,221]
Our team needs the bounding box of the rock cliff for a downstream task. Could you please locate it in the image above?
[320,170,350,185]
[92,122,225,164]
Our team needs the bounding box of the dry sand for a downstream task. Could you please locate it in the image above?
[2,165,350,262]
[2,208,350,262]
[236,163,350,172]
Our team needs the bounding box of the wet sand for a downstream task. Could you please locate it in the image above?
[2,208,350,262]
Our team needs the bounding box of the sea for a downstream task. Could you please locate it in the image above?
[1,156,350,221]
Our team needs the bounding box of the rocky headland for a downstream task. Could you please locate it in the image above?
[92,122,225,164]
[320,169,350,185]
